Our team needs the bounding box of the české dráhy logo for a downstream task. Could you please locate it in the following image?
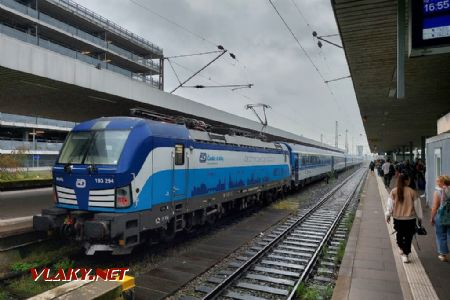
[199,153,224,163]
[76,179,86,188]
[199,152,207,163]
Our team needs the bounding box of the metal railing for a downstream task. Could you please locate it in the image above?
[0,23,162,88]
[0,0,161,71]
[46,0,163,55]
[0,139,63,151]
[0,112,76,128]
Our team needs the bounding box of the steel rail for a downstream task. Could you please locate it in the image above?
[287,169,366,299]
[202,168,365,300]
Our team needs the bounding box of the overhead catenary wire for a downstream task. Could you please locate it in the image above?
[183,84,253,89]
[267,0,340,106]
[168,60,318,138]
[290,0,312,30]
[289,0,331,76]
[129,0,252,93]
[129,0,217,47]
[165,50,223,59]
[325,75,351,84]
[268,0,355,138]
[267,0,327,83]
[170,50,229,93]
[289,0,341,80]
[130,0,254,78]
[319,34,340,38]
[166,58,182,85]
[125,1,352,146]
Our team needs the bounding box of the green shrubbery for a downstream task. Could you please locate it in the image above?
[296,283,334,300]
[0,151,51,182]
[6,275,62,298]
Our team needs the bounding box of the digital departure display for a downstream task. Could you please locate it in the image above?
[423,1,450,40]
[424,0,450,14]
[411,0,450,55]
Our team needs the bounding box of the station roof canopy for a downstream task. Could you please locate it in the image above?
[332,0,450,154]
[0,30,343,154]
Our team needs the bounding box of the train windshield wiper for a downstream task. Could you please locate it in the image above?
[87,163,97,174]
[64,162,73,173]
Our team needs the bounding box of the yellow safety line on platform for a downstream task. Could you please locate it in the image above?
[376,175,439,300]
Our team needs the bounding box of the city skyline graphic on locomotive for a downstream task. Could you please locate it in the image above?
[33,116,362,255]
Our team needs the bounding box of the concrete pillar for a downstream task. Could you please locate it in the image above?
[402,145,406,162]
[421,136,426,161]
[409,141,413,162]
[159,57,164,90]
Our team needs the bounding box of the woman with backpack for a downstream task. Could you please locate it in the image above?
[385,173,423,263]
[430,175,450,262]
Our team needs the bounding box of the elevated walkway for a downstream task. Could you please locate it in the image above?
[333,172,448,299]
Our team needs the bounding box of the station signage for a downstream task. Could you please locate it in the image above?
[410,0,450,56]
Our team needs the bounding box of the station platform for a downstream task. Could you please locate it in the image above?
[0,187,52,237]
[332,172,449,300]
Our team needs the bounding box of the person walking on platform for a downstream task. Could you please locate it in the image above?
[369,161,375,174]
[385,173,423,263]
[416,159,426,190]
[382,159,392,188]
[430,175,450,262]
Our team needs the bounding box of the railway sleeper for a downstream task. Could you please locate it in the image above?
[260,259,305,270]
[195,284,214,294]
[253,266,300,277]
[267,254,309,264]
[225,289,271,300]
[273,248,313,258]
[246,273,295,286]
[286,236,321,244]
[207,276,224,284]
[236,281,289,296]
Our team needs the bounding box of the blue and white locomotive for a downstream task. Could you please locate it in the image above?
[33,116,360,254]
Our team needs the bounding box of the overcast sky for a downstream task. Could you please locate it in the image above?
[75,0,368,153]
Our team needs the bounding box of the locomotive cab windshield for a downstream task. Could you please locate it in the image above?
[59,130,130,166]
[52,125,135,214]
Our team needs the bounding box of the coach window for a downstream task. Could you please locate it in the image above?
[175,144,185,165]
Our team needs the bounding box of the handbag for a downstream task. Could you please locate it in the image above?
[416,223,427,235]
[414,223,426,251]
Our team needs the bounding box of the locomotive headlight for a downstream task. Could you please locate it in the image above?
[116,185,132,208]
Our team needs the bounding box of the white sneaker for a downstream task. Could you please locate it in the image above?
[402,254,410,263]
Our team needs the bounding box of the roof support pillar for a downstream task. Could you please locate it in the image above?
[159,57,164,90]
[409,141,413,161]
[402,145,406,161]
[421,136,426,161]
[397,0,406,99]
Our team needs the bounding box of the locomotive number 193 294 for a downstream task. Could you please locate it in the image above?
[94,178,114,184]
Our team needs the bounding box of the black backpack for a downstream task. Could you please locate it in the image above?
[389,164,395,176]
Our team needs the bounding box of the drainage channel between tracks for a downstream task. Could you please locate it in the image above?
[182,168,366,300]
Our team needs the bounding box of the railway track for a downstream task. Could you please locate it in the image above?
[0,228,50,252]
[183,168,366,300]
